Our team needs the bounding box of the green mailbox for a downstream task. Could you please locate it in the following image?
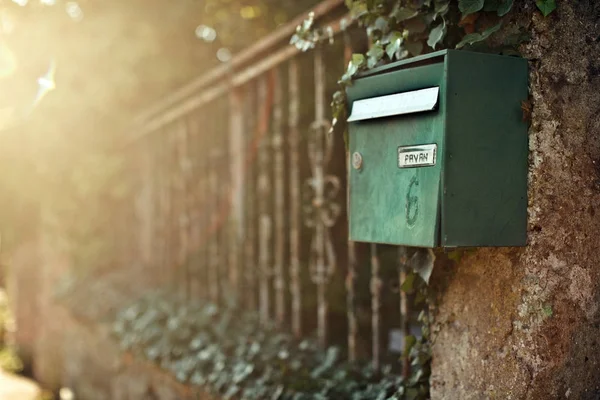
[347,49,528,248]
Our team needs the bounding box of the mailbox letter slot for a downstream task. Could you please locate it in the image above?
[348,87,439,122]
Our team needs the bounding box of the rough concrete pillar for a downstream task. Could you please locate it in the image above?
[430,3,600,399]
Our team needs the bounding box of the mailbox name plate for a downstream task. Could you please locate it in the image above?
[398,144,437,168]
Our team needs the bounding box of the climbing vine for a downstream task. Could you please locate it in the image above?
[292,0,554,136]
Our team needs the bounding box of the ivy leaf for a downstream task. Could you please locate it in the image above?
[373,16,389,33]
[497,0,514,16]
[458,0,484,16]
[340,53,366,83]
[385,32,403,59]
[536,0,556,16]
[391,6,419,22]
[400,272,416,293]
[403,335,417,357]
[350,2,369,18]
[427,22,446,49]
[455,21,502,48]
[367,43,384,68]
[434,1,450,19]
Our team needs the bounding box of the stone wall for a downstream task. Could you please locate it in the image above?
[430,2,600,399]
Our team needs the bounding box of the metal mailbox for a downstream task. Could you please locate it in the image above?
[347,49,528,248]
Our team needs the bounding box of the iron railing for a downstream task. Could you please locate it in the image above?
[124,0,419,374]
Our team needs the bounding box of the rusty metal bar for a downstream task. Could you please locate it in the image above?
[288,58,302,338]
[399,247,411,377]
[243,82,258,311]
[208,149,220,304]
[343,29,357,362]
[128,13,353,139]
[257,74,272,323]
[229,88,244,295]
[371,243,381,370]
[175,118,191,300]
[187,116,201,299]
[134,0,345,127]
[168,127,180,289]
[272,68,286,326]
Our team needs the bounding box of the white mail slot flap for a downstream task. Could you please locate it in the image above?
[348,87,439,122]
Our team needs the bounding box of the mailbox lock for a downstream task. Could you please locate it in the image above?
[352,152,363,170]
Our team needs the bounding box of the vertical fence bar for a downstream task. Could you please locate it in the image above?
[399,247,411,377]
[371,243,381,370]
[343,25,358,363]
[288,58,302,338]
[199,148,210,299]
[168,128,178,288]
[188,116,201,299]
[208,150,220,304]
[229,88,244,296]
[176,119,191,300]
[257,74,272,323]
[160,131,172,286]
[244,85,257,312]
[272,68,286,326]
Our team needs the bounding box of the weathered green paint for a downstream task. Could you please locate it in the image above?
[347,50,528,248]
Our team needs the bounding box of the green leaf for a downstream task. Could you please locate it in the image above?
[373,16,389,33]
[542,304,553,317]
[458,0,484,16]
[427,22,446,50]
[400,272,416,293]
[367,43,384,68]
[350,2,369,18]
[392,6,419,22]
[404,335,417,357]
[434,1,450,19]
[497,0,514,16]
[536,0,556,16]
[345,0,354,8]
[385,32,403,59]
[483,0,500,11]
[455,22,502,48]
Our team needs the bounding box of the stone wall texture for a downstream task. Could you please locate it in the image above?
[430,2,600,399]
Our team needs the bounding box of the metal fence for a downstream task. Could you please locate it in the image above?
[124,0,419,374]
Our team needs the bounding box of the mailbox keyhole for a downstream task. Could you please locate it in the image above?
[352,152,363,170]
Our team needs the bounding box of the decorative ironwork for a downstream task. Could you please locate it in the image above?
[304,46,341,348]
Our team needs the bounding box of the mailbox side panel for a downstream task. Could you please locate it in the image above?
[442,50,528,247]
